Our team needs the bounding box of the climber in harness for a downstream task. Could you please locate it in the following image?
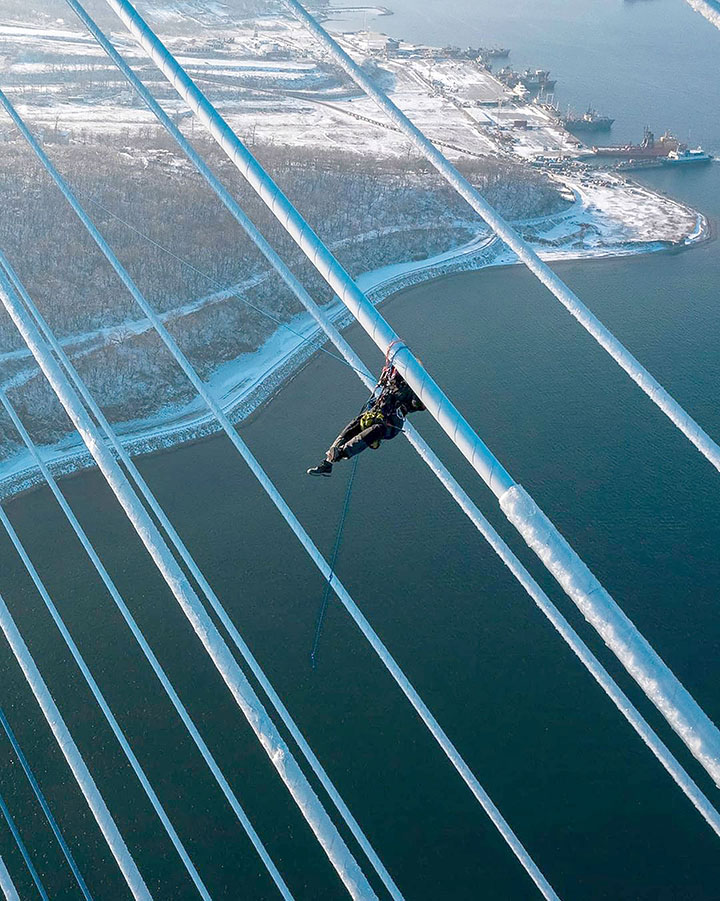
[307,347,425,477]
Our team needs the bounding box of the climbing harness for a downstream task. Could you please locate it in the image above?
[310,455,360,669]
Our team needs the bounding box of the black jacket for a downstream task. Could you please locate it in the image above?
[375,369,426,420]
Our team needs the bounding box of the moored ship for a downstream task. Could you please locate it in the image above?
[592,126,683,158]
[562,107,614,132]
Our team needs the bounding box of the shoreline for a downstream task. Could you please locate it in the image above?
[0,200,709,504]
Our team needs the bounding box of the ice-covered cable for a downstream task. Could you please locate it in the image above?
[0,591,150,900]
[1,95,554,901]
[0,273,371,901]
[0,247,399,901]
[95,1,720,790]
[51,7,720,831]
[283,0,720,476]
[0,707,93,901]
[0,386,292,901]
[0,787,49,900]
[0,854,19,901]
[0,482,211,901]
[685,0,720,30]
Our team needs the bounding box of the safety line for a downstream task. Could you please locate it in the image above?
[0,853,19,901]
[310,456,359,669]
[0,486,211,901]
[0,591,150,900]
[0,248,398,900]
[95,0,720,789]
[0,706,93,901]
[0,95,554,899]
[0,259,372,900]
[283,0,720,475]
[0,787,49,900]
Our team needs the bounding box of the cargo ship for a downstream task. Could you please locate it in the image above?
[481,47,510,58]
[519,68,557,91]
[592,126,683,159]
[496,66,556,92]
[562,107,614,132]
[615,147,712,171]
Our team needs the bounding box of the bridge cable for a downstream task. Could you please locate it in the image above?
[0,590,150,900]
[0,246,399,900]
[0,480,212,901]
[0,261,373,900]
[0,100,553,899]
[283,0,720,475]
[0,853,20,901]
[95,0,720,790]
[0,299,311,901]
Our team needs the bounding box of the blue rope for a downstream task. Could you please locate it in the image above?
[0,784,49,900]
[0,708,92,900]
[310,456,360,669]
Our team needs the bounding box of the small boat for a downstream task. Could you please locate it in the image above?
[662,147,713,165]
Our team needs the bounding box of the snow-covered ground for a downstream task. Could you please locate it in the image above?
[0,179,706,500]
[0,13,578,159]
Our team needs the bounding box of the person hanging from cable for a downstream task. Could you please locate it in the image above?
[307,343,425,477]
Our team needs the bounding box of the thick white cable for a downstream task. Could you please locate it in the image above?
[0,96,555,900]
[0,277,371,901]
[0,591,150,900]
[0,446,211,900]
[685,0,720,29]
[95,0,720,791]
[0,247,400,901]
[283,0,720,475]
[0,352,294,901]
[0,266,296,901]
[0,854,19,901]
[58,5,720,836]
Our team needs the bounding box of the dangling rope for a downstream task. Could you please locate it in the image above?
[310,456,360,669]
[0,786,49,901]
[0,707,92,901]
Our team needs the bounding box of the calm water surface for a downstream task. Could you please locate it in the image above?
[1,1,720,898]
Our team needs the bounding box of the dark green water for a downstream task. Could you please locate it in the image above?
[2,1,720,898]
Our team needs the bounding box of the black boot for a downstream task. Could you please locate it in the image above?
[307,460,333,477]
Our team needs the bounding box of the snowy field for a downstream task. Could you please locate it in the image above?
[0,178,705,500]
